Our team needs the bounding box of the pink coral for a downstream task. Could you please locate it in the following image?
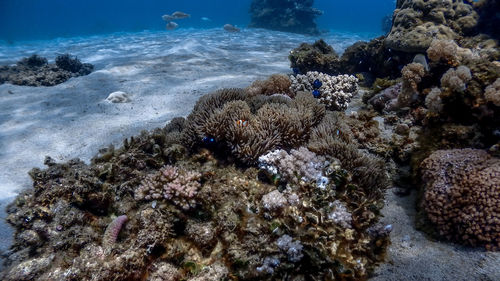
[102,215,128,249]
[135,165,201,210]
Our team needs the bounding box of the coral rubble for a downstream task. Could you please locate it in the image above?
[0,54,93,86]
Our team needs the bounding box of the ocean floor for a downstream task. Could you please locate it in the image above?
[1,28,499,280]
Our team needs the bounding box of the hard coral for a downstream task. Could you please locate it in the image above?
[135,165,201,210]
[421,149,500,250]
[485,78,500,106]
[440,65,472,92]
[290,71,359,111]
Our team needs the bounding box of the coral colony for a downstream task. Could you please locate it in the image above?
[1,0,499,280]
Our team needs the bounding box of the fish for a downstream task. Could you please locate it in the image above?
[201,17,212,22]
[236,120,248,127]
[166,22,179,30]
[162,11,190,22]
[171,11,190,19]
[162,14,175,21]
[223,24,240,33]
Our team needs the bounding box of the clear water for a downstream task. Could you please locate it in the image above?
[0,0,395,41]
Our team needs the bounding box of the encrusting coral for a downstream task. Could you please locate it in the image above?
[420,149,500,250]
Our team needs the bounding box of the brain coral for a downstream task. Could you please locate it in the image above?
[420,149,500,250]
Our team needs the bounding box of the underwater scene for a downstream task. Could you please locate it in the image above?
[0,0,499,280]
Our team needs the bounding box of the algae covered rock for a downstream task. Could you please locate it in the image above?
[386,0,478,52]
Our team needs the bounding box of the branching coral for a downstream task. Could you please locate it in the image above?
[421,149,500,250]
[135,165,201,210]
[440,65,472,92]
[289,71,359,111]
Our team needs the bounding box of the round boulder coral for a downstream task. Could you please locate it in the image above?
[420,149,500,250]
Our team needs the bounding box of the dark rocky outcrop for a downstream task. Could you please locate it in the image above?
[0,54,93,87]
[249,0,323,35]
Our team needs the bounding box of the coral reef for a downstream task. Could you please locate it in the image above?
[484,78,500,106]
[440,65,472,92]
[1,78,390,280]
[0,54,93,86]
[420,149,500,250]
[181,88,325,164]
[245,73,293,97]
[290,71,359,111]
[249,0,322,35]
[386,0,479,52]
[289,39,341,75]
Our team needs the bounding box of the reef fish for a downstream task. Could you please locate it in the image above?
[166,22,179,30]
[223,24,240,33]
[201,17,212,22]
[172,11,190,19]
[236,120,248,127]
[162,11,191,21]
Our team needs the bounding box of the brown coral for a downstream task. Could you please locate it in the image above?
[245,74,293,97]
[182,88,325,164]
[421,149,500,250]
[398,62,426,107]
[426,39,460,65]
[485,78,500,106]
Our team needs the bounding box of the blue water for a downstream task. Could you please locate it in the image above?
[0,0,395,41]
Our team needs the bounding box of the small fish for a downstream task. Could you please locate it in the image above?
[166,22,179,30]
[8,90,14,94]
[171,11,190,19]
[201,17,212,22]
[312,90,321,98]
[162,14,175,21]
[236,120,248,127]
[223,24,240,33]
[313,79,322,89]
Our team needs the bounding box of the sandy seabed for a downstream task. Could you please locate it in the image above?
[1,28,499,280]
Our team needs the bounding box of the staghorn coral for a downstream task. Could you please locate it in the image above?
[245,74,293,97]
[135,165,201,210]
[290,71,359,111]
[420,149,500,250]
[182,88,325,164]
[440,65,472,92]
[485,78,500,106]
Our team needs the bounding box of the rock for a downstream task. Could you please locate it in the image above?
[386,0,478,52]
[249,0,322,35]
[106,91,131,103]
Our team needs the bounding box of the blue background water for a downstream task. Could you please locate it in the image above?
[0,0,395,42]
